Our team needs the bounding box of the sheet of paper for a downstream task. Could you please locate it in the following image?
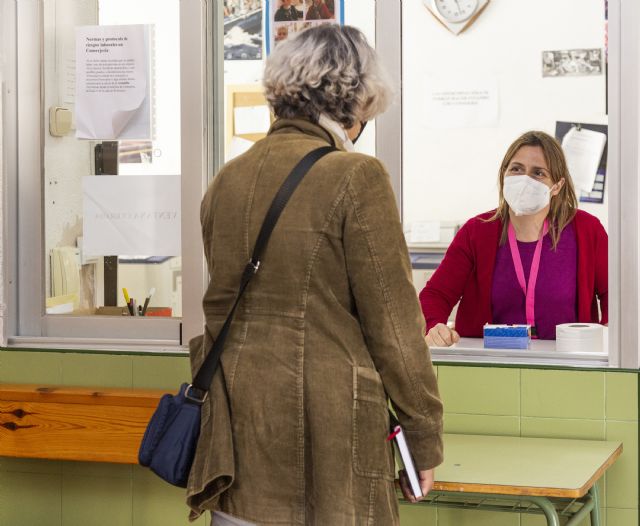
[75,24,152,140]
[234,105,271,135]
[410,221,441,243]
[423,75,499,129]
[561,127,607,193]
[228,136,255,160]
[60,46,76,105]
[82,175,181,256]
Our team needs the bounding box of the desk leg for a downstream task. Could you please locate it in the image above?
[589,484,601,526]
[527,497,560,526]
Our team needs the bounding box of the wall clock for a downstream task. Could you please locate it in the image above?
[423,0,491,35]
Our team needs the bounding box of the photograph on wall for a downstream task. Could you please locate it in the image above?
[266,0,344,54]
[542,48,603,78]
[555,121,608,204]
[75,24,152,140]
[224,0,263,60]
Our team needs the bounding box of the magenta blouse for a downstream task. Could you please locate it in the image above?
[491,223,578,340]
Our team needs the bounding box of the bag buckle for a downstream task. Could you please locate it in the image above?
[248,259,260,273]
[184,384,207,404]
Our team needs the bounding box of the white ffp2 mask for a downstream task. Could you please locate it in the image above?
[503,175,552,216]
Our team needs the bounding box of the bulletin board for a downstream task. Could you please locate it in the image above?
[225,84,273,158]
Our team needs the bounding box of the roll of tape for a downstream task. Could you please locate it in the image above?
[556,323,603,353]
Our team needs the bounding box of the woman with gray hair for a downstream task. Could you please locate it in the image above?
[187,24,443,525]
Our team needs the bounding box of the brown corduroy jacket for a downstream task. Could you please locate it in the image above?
[186,118,443,525]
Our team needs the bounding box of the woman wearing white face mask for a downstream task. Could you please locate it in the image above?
[419,131,608,347]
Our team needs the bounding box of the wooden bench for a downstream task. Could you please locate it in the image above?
[0,383,164,463]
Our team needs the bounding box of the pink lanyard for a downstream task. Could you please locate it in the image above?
[507,219,549,335]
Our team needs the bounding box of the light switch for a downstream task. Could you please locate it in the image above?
[49,106,72,136]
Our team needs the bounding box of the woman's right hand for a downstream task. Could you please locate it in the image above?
[425,323,460,347]
[399,468,435,503]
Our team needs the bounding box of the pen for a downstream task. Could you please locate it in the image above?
[124,288,134,315]
[141,287,155,316]
[132,298,138,316]
[127,299,134,316]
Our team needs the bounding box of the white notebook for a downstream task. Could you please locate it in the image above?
[390,423,423,499]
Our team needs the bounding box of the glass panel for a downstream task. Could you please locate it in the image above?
[43,0,182,318]
[222,0,376,165]
[402,0,608,338]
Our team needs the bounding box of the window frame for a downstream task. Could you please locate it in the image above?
[375,0,639,368]
[2,0,219,351]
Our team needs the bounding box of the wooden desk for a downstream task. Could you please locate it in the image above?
[408,434,623,526]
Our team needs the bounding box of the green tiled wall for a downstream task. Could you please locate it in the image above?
[1,351,638,525]
[0,350,205,526]
[428,366,639,526]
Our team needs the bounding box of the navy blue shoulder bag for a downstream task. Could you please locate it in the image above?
[138,146,336,487]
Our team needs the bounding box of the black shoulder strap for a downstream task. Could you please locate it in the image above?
[189,146,336,398]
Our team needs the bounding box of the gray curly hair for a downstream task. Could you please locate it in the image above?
[263,24,393,128]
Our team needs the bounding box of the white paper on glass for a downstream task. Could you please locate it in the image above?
[228,136,255,160]
[82,175,181,256]
[60,50,76,105]
[423,75,499,129]
[410,221,441,243]
[75,24,152,140]
[234,105,271,135]
[561,127,607,193]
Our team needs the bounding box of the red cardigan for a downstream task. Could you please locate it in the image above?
[419,210,608,337]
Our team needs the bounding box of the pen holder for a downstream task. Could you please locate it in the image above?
[95,306,173,317]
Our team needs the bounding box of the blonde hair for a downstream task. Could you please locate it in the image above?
[263,24,393,128]
[489,131,578,249]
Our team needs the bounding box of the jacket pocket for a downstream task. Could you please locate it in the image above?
[352,366,394,480]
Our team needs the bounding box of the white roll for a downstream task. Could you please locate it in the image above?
[556,323,604,353]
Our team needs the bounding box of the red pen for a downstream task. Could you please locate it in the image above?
[387,425,401,442]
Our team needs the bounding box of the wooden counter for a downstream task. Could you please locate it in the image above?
[0,384,165,464]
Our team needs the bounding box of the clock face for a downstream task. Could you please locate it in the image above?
[434,0,479,23]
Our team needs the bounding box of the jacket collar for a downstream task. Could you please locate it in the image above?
[268,117,348,152]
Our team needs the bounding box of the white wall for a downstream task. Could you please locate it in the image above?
[402,0,608,231]
[44,0,97,300]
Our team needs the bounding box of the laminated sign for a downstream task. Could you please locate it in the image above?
[75,24,152,140]
[82,175,181,257]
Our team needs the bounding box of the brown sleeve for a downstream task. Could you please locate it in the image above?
[342,157,444,471]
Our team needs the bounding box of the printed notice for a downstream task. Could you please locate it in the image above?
[75,24,152,140]
[424,75,499,129]
[82,175,181,256]
[561,127,607,193]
